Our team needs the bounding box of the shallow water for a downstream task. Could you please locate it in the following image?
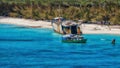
[0,24,120,68]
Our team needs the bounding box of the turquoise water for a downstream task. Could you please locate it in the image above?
[0,24,120,68]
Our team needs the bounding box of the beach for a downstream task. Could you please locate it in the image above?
[81,24,120,34]
[0,16,120,34]
[0,16,52,28]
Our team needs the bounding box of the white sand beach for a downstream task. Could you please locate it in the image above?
[0,16,52,28]
[81,24,120,34]
[0,17,120,34]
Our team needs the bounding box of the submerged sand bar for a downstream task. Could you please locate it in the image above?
[0,17,120,34]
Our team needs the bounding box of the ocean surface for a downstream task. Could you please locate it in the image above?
[0,24,120,68]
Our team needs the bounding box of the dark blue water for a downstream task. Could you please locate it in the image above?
[0,24,120,68]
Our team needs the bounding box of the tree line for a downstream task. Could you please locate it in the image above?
[0,0,120,24]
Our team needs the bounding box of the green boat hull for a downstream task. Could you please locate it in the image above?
[62,39,87,43]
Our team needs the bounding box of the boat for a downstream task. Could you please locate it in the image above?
[52,17,86,43]
[51,17,82,35]
[62,34,87,43]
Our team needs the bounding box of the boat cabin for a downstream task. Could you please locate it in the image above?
[52,17,82,35]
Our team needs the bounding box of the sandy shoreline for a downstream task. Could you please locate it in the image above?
[0,17,120,34]
[0,16,52,28]
[81,24,120,34]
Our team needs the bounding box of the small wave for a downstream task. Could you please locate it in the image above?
[37,50,55,53]
[68,51,96,55]
[0,39,34,41]
[106,53,120,57]
[101,38,106,41]
[73,65,98,68]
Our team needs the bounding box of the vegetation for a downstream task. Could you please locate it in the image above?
[0,0,120,24]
